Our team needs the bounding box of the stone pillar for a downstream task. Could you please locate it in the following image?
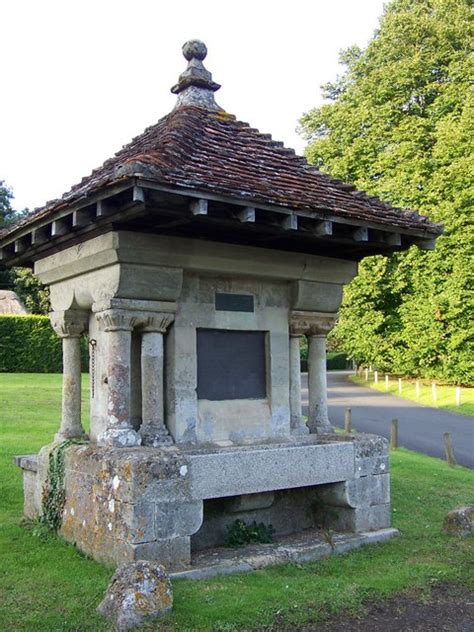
[140,314,175,447]
[50,310,88,441]
[308,333,331,433]
[288,322,309,435]
[97,310,141,447]
[290,311,337,434]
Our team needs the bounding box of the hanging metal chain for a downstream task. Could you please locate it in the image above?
[89,339,97,398]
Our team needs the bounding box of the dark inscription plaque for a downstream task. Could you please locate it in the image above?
[215,293,254,313]
[197,329,266,400]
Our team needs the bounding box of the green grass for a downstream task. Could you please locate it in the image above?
[0,373,473,631]
[351,374,474,417]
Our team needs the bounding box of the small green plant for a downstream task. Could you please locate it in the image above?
[224,519,275,548]
[21,517,57,541]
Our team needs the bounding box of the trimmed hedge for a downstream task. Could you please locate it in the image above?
[300,338,349,370]
[0,315,88,373]
[326,351,350,370]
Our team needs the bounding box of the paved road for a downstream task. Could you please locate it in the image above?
[301,371,474,469]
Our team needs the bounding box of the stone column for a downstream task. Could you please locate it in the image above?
[290,311,337,434]
[50,310,88,442]
[140,314,175,447]
[96,310,141,447]
[308,333,332,433]
[288,321,309,435]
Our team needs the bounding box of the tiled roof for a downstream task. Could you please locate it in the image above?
[2,39,441,239]
[8,105,439,237]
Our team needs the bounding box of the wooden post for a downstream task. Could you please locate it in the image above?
[443,432,456,466]
[344,408,352,433]
[415,380,420,399]
[364,368,369,381]
[390,419,398,449]
[385,374,389,391]
[398,378,402,394]
[374,370,378,385]
[432,382,437,402]
[455,386,461,407]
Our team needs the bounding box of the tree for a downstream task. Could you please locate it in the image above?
[0,181,16,289]
[0,180,50,313]
[300,0,473,384]
[0,180,17,228]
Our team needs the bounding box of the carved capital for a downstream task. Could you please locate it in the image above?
[290,311,338,337]
[49,310,88,338]
[142,313,175,333]
[96,309,137,332]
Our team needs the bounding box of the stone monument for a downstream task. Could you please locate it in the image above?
[2,40,441,571]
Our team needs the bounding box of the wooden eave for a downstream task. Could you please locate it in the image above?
[0,179,439,267]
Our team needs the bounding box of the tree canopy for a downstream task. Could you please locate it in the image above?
[300,0,473,385]
[0,181,50,312]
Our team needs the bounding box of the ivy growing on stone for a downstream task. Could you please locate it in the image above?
[41,440,86,532]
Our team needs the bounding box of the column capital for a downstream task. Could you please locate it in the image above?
[142,313,175,333]
[290,311,337,337]
[96,309,137,332]
[50,310,88,338]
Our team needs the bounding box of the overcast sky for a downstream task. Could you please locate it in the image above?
[1,0,386,212]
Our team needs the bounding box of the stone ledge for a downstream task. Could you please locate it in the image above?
[14,454,38,472]
[188,442,355,499]
[171,527,399,580]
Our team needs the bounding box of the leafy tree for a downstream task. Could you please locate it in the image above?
[14,267,51,314]
[0,180,17,228]
[0,180,50,313]
[300,0,473,384]
[0,181,16,289]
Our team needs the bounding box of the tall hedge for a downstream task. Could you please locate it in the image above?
[0,315,88,373]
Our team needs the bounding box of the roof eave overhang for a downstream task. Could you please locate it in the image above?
[0,178,442,267]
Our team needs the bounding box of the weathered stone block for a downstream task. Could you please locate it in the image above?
[97,560,173,630]
[14,455,40,519]
[443,505,474,537]
[227,492,275,513]
[132,537,191,570]
[317,474,390,509]
[155,500,203,539]
[328,503,391,532]
[355,455,390,478]
[120,500,157,544]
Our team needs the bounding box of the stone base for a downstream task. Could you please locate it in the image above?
[140,424,174,447]
[15,432,392,571]
[97,427,142,447]
[173,527,399,580]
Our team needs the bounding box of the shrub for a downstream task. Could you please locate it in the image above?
[0,315,88,373]
[225,519,275,547]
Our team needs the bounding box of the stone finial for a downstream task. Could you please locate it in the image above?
[171,39,222,111]
[182,39,208,62]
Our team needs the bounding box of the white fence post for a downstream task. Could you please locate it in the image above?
[455,386,461,407]
[415,380,420,399]
[398,378,402,394]
[385,374,389,391]
[432,382,437,402]
[374,370,379,385]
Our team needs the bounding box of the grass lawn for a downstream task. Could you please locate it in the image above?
[350,374,474,417]
[0,373,473,631]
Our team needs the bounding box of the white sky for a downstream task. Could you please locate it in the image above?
[1,0,386,212]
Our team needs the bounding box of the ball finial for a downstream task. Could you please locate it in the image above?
[182,40,207,62]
